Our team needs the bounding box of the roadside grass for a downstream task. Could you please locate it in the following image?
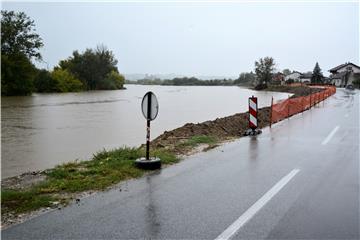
[1,147,179,214]
[1,189,57,213]
[178,135,217,148]
[1,138,212,215]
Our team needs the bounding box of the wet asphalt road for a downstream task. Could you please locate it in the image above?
[2,89,359,240]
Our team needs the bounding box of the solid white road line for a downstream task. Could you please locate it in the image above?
[321,126,340,145]
[215,169,300,240]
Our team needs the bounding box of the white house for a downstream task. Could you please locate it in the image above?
[285,71,301,82]
[299,72,312,83]
[329,62,360,87]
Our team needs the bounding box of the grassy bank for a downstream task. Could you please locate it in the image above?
[1,147,178,215]
[1,136,217,218]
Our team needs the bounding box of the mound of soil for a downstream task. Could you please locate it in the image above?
[151,85,323,154]
[152,107,270,154]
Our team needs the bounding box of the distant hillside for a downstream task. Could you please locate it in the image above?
[126,76,253,87]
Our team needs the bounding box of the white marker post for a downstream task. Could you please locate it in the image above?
[136,91,161,169]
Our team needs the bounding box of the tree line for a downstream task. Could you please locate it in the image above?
[128,77,244,86]
[128,56,326,88]
[1,10,124,96]
[127,72,257,86]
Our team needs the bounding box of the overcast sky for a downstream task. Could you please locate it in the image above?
[2,1,359,77]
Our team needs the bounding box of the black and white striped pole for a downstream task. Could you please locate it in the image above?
[135,91,161,169]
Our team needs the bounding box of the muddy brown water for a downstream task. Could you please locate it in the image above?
[1,85,289,178]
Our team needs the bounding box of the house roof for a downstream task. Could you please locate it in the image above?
[301,72,312,78]
[273,72,285,76]
[285,71,301,76]
[329,62,360,72]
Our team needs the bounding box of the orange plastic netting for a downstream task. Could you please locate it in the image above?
[271,86,336,124]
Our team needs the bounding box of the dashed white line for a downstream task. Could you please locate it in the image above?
[215,169,300,240]
[321,126,340,145]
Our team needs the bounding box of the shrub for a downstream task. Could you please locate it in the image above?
[106,70,125,89]
[98,70,125,90]
[51,69,84,92]
[255,83,268,90]
[285,79,295,84]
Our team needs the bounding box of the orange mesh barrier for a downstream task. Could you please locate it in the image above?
[303,95,311,110]
[288,97,303,116]
[271,86,336,124]
[271,99,289,123]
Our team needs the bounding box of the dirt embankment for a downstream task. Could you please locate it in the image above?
[265,85,322,97]
[151,85,321,154]
[151,107,270,154]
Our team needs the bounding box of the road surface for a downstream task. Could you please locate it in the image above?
[2,89,359,239]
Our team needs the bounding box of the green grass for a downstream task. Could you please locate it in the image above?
[1,147,179,214]
[1,189,57,213]
[179,135,217,148]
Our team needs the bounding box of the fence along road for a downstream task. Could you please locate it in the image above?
[2,89,359,240]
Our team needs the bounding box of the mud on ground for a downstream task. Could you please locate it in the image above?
[151,107,271,154]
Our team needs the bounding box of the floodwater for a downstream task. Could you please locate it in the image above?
[1,85,289,178]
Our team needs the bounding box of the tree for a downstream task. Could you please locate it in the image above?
[311,62,323,84]
[282,69,291,76]
[59,45,119,90]
[234,72,256,85]
[254,57,276,87]
[1,53,36,96]
[1,10,43,60]
[1,10,43,95]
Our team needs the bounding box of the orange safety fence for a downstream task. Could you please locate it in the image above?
[270,86,336,125]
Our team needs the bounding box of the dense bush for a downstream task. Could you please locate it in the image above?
[234,72,256,85]
[97,70,125,90]
[58,45,123,90]
[285,79,295,84]
[254,83,268,90]
[34,69,57,93]
[51,69,84,92]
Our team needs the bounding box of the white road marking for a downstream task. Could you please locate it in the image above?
[321,126,340,145]
[345,113,349,118]
[215,169,300,240]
